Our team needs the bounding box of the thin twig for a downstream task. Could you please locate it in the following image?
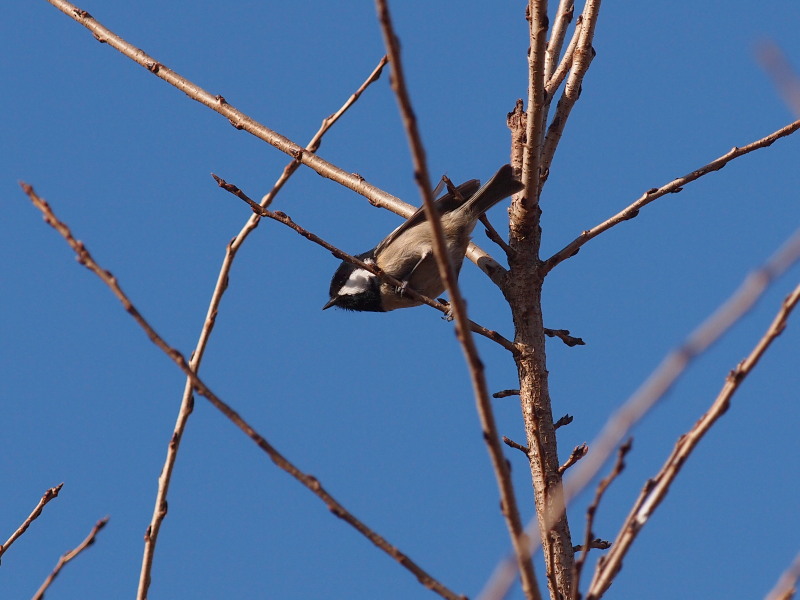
[557,443,588,475]
[540,13,582,171]
[20,183,467,600]
[479,214,514,257]
[572,440,630,600]
[214,175,519,355]
[505,5,585,598]
[545,16,582,97]
[522,0,549,204]
[573,539,610,553]
[544,328,585,346]
[554,414,574,429]
[562,228,800,527]
[482,227,800,600]
[544,0,576,82]
[544,119,800,273]
[0,484,63,560]
[586,283,800,600]
[764,551,800,600]
[375,2,540,599]
[32,517,109,600]
[137,56,388,600]
[503,437,531,455]
[540,0,602,179]
[42,0,503,284]
[493,389,521,399]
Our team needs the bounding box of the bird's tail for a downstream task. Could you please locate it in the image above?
[457,164,524,220]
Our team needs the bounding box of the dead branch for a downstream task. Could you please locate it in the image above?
[558,443,589,475]
[0,484,63,560]
[572,440,630,599]
[377,2,540,597]
[763,550,800,600]
[42,0,505,284]
[544,119,800,273]
[138,55,388,600]
[20,182,466,600]
[32,517,109,600]
[562,229,800,518]
[586,283,800,599]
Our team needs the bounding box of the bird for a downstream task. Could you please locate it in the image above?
[323,164,524,312]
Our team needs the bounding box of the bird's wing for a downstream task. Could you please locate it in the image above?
[373,179,481,256]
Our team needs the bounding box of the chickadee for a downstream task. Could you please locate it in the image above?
[323,164,524,312]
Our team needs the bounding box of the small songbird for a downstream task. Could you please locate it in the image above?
[323,164,524,312]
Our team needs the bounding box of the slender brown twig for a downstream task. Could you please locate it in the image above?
[137,56,388,600]
[563,229,800,519]
[494,389,521,399]
[522,0,549,204]
[546,16,581,97]
[377,3,541,598]
[544,0,576,82]
[543,328,585,346]
[557,443,588,475]
[571,440,630,600]
[764,551,800,600]
[0,484,63,560]
[586,283,800,600]
[20,183,467,600]
[479,214,514,257]
[503,437,531,455]
[544,118,800,273]
[32,517,109,600]
[502,4,592,599]
[540,0,602,180]
[483,227,800,600]
[43,0,503,285]
[554,414,574,430]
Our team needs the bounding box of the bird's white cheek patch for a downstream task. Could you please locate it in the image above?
[340,268,374,296]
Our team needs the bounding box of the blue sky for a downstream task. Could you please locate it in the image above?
[3,2,799,599]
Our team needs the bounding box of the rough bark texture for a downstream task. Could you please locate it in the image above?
[507,102,575,600]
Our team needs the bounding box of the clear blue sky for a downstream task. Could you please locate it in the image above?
[3,2,799,599]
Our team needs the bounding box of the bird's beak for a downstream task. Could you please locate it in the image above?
[322,298,337,310]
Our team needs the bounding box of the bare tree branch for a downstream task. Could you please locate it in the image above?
[494,389,521,399]
[558,443,588,475]
[376,3,540,598]
[554,414,574,430]
[546,16,581,97]
[544,0,576,82]
[572,440,631,600]
[586,283,800,600]
[20,183,467,600]
[137,55,388,600]
[506,6,605,600]
[764,551,800,600]
[32,517,109,600]
[523,0,549,203]
[484,227,800,600]
[544,119,800,273]
[42,0,503,283]
[544,328,585,347]
[562,228,800,517]
[540,0,602,180]
[1,484,63,561]
[503,436,531,455]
